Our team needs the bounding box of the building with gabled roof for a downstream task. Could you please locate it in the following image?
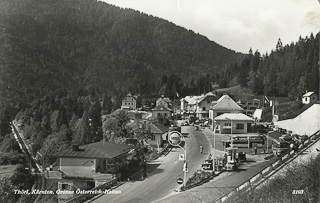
[302,91,317,105]
[156,95,172,108]
[46,141,139,202]
[151,104,172,120]
[213,113,254,134]
[180,92,218,119]
[121,93,137,110]
[47,141,138,179]
[194,92,218,119]
[148,122,169,147]
[209,94,243,123]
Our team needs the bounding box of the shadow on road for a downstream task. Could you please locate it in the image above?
[147,163,164,177]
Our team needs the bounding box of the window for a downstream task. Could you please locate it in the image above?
[305,98,307,101]
[202,107,206,111]
[224,123,231,126]
[60,183,72,190]
[164,113,168,117]
[207,101,211,103]
[236,124,244,129]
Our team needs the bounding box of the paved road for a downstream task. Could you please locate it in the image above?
[92,126,210,203]
[155,156,277,203]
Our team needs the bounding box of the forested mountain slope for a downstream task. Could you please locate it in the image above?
[0,0,244,108]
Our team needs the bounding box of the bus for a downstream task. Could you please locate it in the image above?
[272,139,290,157]
[225,134,266,148]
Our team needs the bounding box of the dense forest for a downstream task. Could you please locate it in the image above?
[0,0,244,110]
[223,35,319,99]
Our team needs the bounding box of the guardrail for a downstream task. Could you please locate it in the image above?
[215,130,320,203]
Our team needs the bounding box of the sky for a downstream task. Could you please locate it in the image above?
[100,0,320,54]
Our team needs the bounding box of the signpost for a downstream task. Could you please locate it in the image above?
[179,154,185,161]
[168,131,187,188]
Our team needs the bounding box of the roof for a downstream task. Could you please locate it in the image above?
[267,131,283,140]
[149,122,168,134]
[181,95,203,105]
[302,91,315,97]
[47,142,137,159]
[157,97,172,105]
[196,92,217,103]
[152,105,172,111]
[214,113,253,122]
[123,93,136,100]
[211,95,243,111]
[181,92,217,105]
[274,104,320,135]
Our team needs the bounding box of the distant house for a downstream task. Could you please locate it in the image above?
[156,95,172,108]
[151,105,172,120]
[237,98,261,116]
[180,92,217,119]
[180,95,202,118]
[47,142,138,181]
[148,122,169,147]
[302,91,317,105]
[209,94,243,125]
[195,92,218,120]
[213,113,254,134]
[121,93,137,110]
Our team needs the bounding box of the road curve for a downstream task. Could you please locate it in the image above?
[92,126,210,203]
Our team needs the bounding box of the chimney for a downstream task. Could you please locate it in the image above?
[72,145,80,151]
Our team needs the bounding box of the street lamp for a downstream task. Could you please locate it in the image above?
[213,120,218,172]
[225,117,233,147]
[168,131,187,188]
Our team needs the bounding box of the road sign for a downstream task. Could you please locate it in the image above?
[177,178,183,184]
[179,154,185,161]
[168,131,182,146]
[183,162,188,172]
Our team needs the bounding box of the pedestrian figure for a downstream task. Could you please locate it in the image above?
[200,145,204,154]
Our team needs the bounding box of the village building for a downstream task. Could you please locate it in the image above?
[151,105,172,120]
[194,92,218,120]
[237,98,261,116]
[148,122,169,147]
[301,91,318,105]
[156,95,172,108]
[213,113,254,134]
[209,94,243,123]
[121,93,137,110]
[180,92,217,120]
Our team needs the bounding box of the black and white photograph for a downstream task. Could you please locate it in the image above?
[0,0,319,202]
